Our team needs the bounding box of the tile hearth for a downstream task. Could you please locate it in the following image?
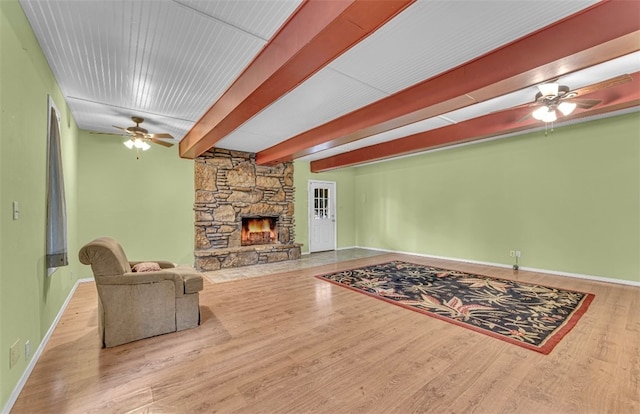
[204,248,387,283]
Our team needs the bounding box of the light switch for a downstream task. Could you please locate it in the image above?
[13,201,20,220]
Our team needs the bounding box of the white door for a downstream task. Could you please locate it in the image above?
[309,181,336,252]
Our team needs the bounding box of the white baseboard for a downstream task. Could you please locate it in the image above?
[513,265,640,287]
[336,245,358,251]
[354,246,640,287]
[2,278,93,414]
[301,245,357,255]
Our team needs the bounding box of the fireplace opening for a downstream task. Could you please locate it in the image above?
[241,217,278,246]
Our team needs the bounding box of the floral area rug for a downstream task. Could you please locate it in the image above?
[316,261,594,354]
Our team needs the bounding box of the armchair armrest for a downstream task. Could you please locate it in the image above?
[129,260,176,269]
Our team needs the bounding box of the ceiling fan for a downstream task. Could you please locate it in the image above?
[113,116,175,152]
[525,74,632,124]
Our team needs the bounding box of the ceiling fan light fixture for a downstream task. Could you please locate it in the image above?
[141,141,151,151]
[133,138,145,149]
[558,101,577,116]
[538,82,559,98]
[541,109,557,123]
[123,139,135,149]
[532,105,550,121]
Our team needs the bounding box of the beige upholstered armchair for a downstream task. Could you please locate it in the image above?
[79,237,203,348]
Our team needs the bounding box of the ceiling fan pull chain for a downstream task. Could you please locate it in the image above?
[543,120,556,137]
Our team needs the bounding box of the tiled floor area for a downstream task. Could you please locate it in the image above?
[204,248,387,283]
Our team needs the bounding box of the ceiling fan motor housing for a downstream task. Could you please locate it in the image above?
[535,85,575,104]
[127,116,148,135]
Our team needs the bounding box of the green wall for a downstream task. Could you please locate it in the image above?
[293,161,356,253]
[77,131,194,268]
[1,0,81,406]
[354,113,640,282]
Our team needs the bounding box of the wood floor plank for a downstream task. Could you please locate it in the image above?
[9,253,639,413]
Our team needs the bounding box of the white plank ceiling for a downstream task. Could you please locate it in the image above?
[19,0,639,163]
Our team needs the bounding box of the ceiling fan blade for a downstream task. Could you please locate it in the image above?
[516,111,532,123]
[572,99,601,109]
[149,138,174,148]
[113,125,133,134]
[571,74,632,97]
[508,101,538,111]
[147,133,174,139]
[90,131,121,136]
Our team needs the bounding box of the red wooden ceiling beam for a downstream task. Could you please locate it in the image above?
[178,0,415,159]
[257,0,640,165]
[310,73,640,172]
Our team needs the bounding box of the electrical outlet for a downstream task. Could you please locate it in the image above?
[25,340,31,361]
[10,339,20,368]
[515,250,521,258]
[509,250,515,257]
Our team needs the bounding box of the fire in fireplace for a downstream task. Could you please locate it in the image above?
[241,217,278,246]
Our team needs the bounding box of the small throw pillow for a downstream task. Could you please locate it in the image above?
[132,262,161,272]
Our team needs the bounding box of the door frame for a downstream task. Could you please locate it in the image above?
[308,180,337,253]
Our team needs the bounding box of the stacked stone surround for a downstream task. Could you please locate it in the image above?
[193,148,301,271]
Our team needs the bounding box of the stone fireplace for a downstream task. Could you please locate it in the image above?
[193,148,301,271]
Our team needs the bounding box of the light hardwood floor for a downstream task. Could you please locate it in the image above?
[10,252,640,413]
